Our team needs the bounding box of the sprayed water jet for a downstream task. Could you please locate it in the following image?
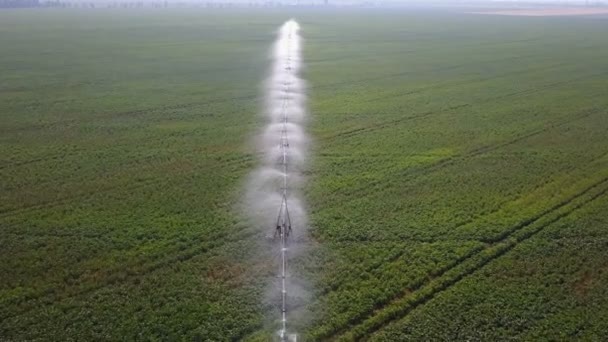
[245,19,306,342]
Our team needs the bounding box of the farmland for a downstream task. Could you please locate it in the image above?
[1,8,608,341]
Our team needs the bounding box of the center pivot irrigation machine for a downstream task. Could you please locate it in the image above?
[272,25,299,342]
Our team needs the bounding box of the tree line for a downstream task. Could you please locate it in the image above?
[0,0,39,8]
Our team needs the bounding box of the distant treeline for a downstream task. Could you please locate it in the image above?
[0,0,39,7]
[1,1,332,8]
[2,0,608,9]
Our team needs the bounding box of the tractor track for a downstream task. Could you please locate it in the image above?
[316,245,408,296]
[303,154,600,311]
[364,60,569,103]
[0,216,261,323]
[0,153,252,219]
[316,105,604,209]
[0,93,259,136]
[310,42,604,94]
[321,70,607,145]
[310,149,606,301]
[323,175,608,341]
[295,107,604,308]
[1,150,259,321]
[307,34,553,71]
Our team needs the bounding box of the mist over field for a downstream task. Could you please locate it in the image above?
[1,3,608,341]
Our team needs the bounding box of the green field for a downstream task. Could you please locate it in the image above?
[1,8,607,341]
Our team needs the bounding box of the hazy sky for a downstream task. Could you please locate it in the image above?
[50,0,598,3]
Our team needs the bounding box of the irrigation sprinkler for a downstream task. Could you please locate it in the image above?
[271,23,299,342]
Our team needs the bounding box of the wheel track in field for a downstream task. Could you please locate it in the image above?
[315,244,409,296]
[302,112,606,339]
[302,107,603,299]
[363,60,570,103]
[0,160,258,318]
[311,148,603,294]
[0,153,253,219]
[321,70,607,145]
[0,153,170,193]
[0,155,258,320]
[0,152,84,171]
[1,152,253,217]
[314,241,487,301]
[0,110,256,320]
[320,76,604,148]
[362,180,608,340]
[311,149,607,296]
[311,52,544,93]
[0,91,257,169]
[309,41,604,94]
[0,94,258,171]
[0,92,260,137]
[323,104,469,142]
[320,174,608,341]
[315,105,604,210]
[307,34,565,80]
[0,206,263,322]
[307,35,544,46]
[0,175,159,219]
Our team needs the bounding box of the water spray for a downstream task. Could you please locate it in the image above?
[245,19,304,342]
[272,20,301,342]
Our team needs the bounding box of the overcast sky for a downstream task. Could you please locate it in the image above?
[48,0,598,3]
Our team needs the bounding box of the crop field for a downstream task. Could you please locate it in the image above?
[1,8,608,341]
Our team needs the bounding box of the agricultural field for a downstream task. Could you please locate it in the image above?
[1,8,607,341]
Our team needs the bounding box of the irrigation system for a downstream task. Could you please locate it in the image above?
[272,20,300,342]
